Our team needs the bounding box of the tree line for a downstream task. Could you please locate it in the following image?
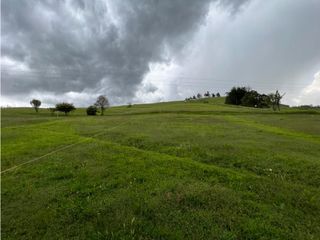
[29,87,286,115]
[30,95,110,116]
[185,91,221,101]
[225,87,285,110]
[183,87,285,111]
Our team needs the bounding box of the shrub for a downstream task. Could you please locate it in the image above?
[86,105,98,115]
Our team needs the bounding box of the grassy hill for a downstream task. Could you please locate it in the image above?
[1,97,320,239]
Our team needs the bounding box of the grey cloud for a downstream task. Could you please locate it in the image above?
[1,0,248,105]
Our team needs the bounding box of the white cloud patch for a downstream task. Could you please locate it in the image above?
[1,90,97,108]
[293,72,320,106]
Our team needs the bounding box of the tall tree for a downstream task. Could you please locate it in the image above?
[30,99,41,112]
[95,95,110,115]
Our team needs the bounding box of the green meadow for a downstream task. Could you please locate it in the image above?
[1,98,320,239]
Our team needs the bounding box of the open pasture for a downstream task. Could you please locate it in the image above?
[1,98,320,239]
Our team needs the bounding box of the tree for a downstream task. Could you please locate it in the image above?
[216,92,221,97]
[274,90,285,111]
[95,95,110,115]
[241,91,270,108]
[86,105,98,115]
[197,93,202,99]
[204,91,210,97]
[268,90,285,111]
[30,99,41,112]
[259,94,271,108]
[55,102,76,115]
[211,93,215,98]
[241,90,259,107]
[225,87,249,105]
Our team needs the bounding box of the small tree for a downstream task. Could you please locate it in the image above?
[86,105,98,115]
[211,93,215,98]
[204,91,210,97]
[55,102,76,115]
[95,95,110,115]
[197,93,202,99]
[269,90,285,111]
[30,99,41,112]
[216,92,221,97]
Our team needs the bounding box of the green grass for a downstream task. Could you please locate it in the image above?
[1,98,320,239]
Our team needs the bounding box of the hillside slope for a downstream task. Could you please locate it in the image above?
[1,99,320,239]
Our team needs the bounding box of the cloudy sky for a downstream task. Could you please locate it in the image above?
[1,0,320,107]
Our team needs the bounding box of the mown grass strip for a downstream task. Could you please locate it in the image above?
[1,121,129,174]
[224,115,320,144]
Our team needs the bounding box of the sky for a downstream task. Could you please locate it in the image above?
[1,0,320,107]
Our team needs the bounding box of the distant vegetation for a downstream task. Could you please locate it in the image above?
[30,99,41,112]
[293,105,320,110]
[27,87,293,117]
[185,87,285,111]
[225,87,285,110]
[30,95,110,117]
[94,95,110,115]
[185,91,221,101]
[55,102,76,115]
[86,105,98,115]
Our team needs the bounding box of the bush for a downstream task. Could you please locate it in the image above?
[86,105,98,115]
[55,102,76,115]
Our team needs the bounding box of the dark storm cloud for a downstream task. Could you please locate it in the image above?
[1,0,248,103]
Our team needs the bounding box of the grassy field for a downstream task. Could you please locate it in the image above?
[1,97,320,239]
